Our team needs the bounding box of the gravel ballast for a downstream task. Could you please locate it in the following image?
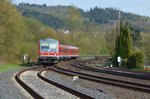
[21,70,78,99]
[45,69,150,99]
[0,69,30,99]
[45,70,114,99]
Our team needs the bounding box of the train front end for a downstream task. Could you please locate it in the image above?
[38,38,59,63]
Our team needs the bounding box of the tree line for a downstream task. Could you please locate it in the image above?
[17,3,149,31]
[0,0,56,63]
[0,1,150,67]
[0,0,109,63]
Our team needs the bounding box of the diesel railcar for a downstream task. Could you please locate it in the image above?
[38,38,79,63]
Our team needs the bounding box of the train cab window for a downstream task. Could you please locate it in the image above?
[41,46,49,52]
[49,42,57,52]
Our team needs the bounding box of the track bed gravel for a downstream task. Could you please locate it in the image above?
[21,70,78,99]
[0,68,29,99]
[65,65,150,86]
[46,67,150,99]
[60,61,150,86]
[45,70,114,99]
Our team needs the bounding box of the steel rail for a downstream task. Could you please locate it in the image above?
[51,65,150,93]
[37,68,95,99]
[73,62,150,80]
[15,66,44,99]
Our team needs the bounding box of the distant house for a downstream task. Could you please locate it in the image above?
[64,30,69,34]
[56,29,70,34]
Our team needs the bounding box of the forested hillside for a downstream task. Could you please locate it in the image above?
[17,3,150,32]
[0,0,109,63]
[0,1,150,65]
[0,0,56,63]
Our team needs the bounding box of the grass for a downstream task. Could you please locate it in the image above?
[0,62,36,73]
[0,64,20,73]
[20,62,36,67]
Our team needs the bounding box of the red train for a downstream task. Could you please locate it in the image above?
[38,38,79,63]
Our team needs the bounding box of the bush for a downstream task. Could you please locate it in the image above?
[127,51,144,69]
[122,59,128,66]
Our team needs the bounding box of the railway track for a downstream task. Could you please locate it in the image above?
[37,68,94,99]
[15,58,150,99]
[15,66,44,99]
[53,64,150,93]
[15,65,94,99]
[81,56,150,76]
[73,62,150,80]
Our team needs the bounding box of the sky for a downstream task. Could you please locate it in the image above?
[12,0,150,17]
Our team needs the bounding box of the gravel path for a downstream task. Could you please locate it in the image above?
[21,70,78,99]
[45,69,150,99]
[45,70,114,99]
[0,68,30,99]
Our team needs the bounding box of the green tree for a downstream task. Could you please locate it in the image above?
[114,22,132,66]
[142,33,150,65]
[0,0,26,62]
[130,25,142,49]
[66,6,83,31]
[127,51,144,69]
[0,0,58,63]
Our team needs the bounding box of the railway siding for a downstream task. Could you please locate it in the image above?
[53,60,150,98]
[20,70,78,99]
[45,70,113,99]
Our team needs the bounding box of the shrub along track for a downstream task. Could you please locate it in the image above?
[15,65,94,99]
[53,60,150,93]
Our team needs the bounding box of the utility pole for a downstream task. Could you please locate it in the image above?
[116,10,121,36]
[115,10,122,66]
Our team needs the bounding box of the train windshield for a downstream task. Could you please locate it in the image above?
[49,42,57,52]
[40,41,58,52]
[41,43,49,52]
